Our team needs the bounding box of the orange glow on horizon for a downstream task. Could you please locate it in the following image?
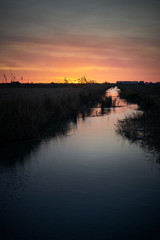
[0,35,159,84]
[0,0,160,84]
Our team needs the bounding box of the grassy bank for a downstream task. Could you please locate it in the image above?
[0,84,110,142]
[116,84,160,155]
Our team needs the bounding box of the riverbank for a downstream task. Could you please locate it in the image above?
[117,84,160,154]
[0,84,111,142]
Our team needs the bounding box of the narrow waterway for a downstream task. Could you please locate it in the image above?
[0,88,160,240]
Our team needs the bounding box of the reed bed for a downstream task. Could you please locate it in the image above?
[116,84,160,155]
[0,85,108,142]
[118,84,160,109]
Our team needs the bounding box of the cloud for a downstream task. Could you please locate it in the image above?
[0,0,159,82]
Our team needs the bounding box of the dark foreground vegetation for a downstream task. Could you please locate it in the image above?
[116,84,160,158]
[0,83,113,142]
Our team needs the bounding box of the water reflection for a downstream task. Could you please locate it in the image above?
[116,111,160,163]
[106,86,128,107]
[0,121,74,169]
[89,87,128,118]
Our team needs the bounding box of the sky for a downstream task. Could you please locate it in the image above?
[0,0,160,83]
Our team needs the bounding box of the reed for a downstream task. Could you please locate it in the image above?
[101,96,112,108]
[116,84,160,155]
[0,84,108,142]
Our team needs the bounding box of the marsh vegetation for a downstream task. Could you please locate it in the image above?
[0,84,112,142]
[116,84,160,157]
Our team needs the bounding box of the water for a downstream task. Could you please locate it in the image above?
[0,88,160,240]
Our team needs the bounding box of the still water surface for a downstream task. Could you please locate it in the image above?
[0,88,160,240]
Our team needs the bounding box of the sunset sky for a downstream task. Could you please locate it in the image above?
[0,0,160,83]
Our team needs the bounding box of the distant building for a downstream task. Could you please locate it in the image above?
[117,81,138,85]
[139,81,144,84]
